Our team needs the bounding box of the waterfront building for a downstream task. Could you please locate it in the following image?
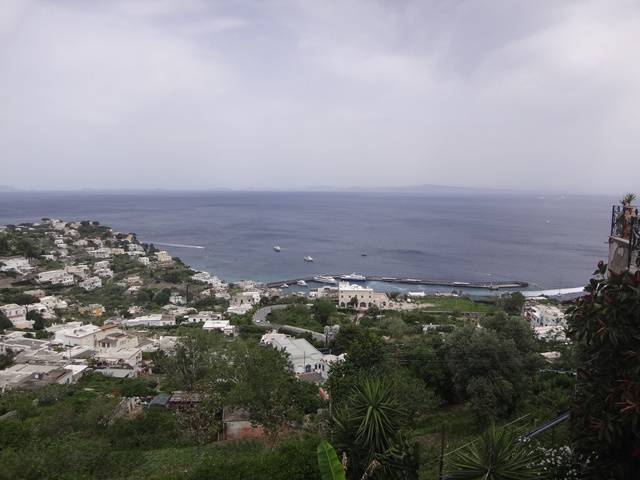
[338,282,389,309]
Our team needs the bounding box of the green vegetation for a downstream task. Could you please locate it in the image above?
[446,425,542,480]
[567,262,640,478]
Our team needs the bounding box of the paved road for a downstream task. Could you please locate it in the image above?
[252,305,326,343]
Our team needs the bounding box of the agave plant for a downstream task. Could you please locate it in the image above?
[446,424,543,480]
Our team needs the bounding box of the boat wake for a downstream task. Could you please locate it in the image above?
[152,242,205,249]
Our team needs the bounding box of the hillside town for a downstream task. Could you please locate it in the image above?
[1,211,637,480]
[0,218,569,394]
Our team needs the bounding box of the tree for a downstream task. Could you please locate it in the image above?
[0,311,12,332]
[566,262,640,479]
[312,298,336,325]
[497,292,525,315]
[220,340,320,441]
[445,318,540,424]
[161,331,223,390]
[152,288,171,306]
[446,425,542,480]
[26,310,45,330]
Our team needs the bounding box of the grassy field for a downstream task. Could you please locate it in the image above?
[417,295,496,313]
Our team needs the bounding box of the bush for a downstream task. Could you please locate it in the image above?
[189,436,321,480]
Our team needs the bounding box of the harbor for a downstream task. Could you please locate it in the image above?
[265,274,528,290]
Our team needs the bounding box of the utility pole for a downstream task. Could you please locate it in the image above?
[438,424,446,480]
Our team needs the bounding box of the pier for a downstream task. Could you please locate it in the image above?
[265,274,528,290]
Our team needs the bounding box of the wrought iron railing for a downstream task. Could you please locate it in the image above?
[610,204,640,269]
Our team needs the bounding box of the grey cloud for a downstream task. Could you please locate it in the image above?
[0,0,638,193]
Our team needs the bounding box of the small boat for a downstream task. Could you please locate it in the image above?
[313,275,337,284]
[273,246,281,252]
[297,280,307,287]
[361,253,368,257]
[340,273,367,282]
[303,256,314,262]
[281,283,289,288]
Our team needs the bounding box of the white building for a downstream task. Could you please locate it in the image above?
[54,324,103,347]
[93,348,143,368]
[169,293,186,305]
[155,251,173,264]
[37,269,75,286]
[186,311,222,323]
[65,264,89,279]
[137,256,150,266]
[202,319,237,336]
[231,291,261,307]
[523,302,566,328]
[40,296,68,310]
[227,304,253,315]
[123,314,176,327]
[79,276,102,291]
[191,271,223,286]
[338,282,389,309]
[0,257,33,275]
[88,248,111,259]
[260,332,341,379]
[0,303,27,327]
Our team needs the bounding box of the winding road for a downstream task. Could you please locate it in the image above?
[252,305,326,343]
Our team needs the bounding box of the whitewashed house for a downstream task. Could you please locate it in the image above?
[79,276,102,291]
[260,332,341,379]
[202,319,237,336]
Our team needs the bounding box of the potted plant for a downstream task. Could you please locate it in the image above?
[619,193,637,239]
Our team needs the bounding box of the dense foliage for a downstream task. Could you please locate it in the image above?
[567,262,640,479]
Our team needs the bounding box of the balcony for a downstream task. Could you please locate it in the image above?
[608,205,639,275]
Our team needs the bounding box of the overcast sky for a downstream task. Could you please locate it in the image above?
[1,0,638,192]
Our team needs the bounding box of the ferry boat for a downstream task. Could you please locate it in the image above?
[273,246,281,252]
[313,275,337,284]
[297,280,307,287]
[340,273,367,282]
[303,256,314,262]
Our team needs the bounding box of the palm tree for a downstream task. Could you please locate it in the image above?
[446,424,543,480]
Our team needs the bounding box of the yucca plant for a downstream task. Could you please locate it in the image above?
[621,193,636,206]
[350,378,404,457]
[446,424,543,480]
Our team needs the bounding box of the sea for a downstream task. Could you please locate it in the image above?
[0,190,615,293]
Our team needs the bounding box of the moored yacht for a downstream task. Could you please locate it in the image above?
[313,275,337,284]
[297,280,307,287]
[340,272,366,282]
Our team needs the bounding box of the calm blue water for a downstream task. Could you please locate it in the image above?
[0,191,614,288]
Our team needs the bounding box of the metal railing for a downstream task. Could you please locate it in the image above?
[610,204,640,269]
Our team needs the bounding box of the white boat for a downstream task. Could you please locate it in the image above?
[281,283,289,288]
[313,275,337,284]
[340,273,366,282]
[297,280,307,287]
[303,256,314,262]
[273,246,281,252]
